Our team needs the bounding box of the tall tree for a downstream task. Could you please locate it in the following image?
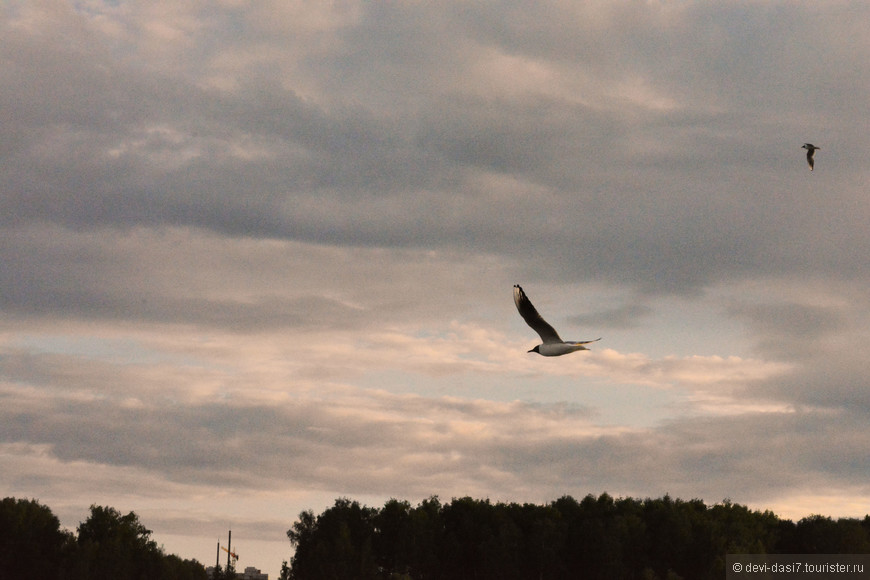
[75,505,163,580]
[0,497,72,580]
[288,498,378,580]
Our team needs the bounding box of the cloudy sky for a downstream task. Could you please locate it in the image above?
[3,0,870,575]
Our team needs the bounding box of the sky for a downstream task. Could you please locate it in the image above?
[3,0,870,576]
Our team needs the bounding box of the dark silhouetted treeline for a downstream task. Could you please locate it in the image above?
[0,497,207,580]
[286,494,870,580]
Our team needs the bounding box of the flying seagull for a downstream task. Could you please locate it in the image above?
[802,143,820,171]
[513,284,600,356]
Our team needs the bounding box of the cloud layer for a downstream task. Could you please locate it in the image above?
[3,0,870,575]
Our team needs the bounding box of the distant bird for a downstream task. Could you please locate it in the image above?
[802,143,820,171]
[513,284,600,356]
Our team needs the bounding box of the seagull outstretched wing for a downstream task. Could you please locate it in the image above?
[513,284,562,344]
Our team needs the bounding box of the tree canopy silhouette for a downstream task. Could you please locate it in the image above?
[286,494,870,580]
[0,497,206,580]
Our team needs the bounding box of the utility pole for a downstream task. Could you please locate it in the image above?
[226,530,232,571]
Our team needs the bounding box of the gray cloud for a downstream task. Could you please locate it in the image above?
[3,2,870,297]
[4,350,867,510]
[568,303,653,330]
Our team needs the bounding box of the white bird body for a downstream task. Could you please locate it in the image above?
[802,143,820,171]
[533,341,598,356]
[513,284,600,357]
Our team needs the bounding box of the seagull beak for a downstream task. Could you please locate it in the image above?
[527,348,535,353]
